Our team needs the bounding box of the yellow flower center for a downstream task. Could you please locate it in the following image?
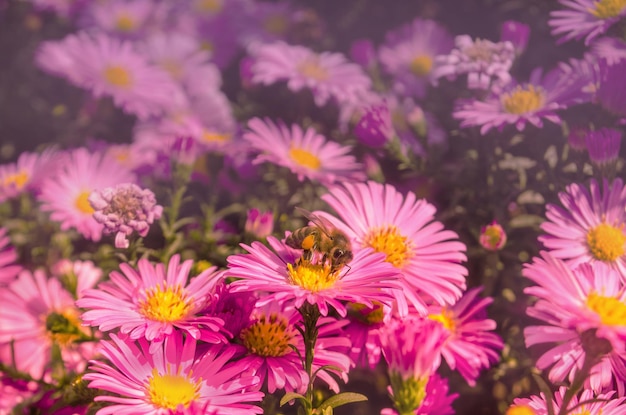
[501,85,545,114]
[103,65,132,88]
[46,310,85,346]
[289,147,321,170]
[428,308,456,332]
[115,13,136,32]
[264,15,288,35]
[505,405,537,415]
[3,171,29,190]
[195,0,223,13]
[363,226,413,268]
[240,313,296,357]
[586,223,626,261]
[146,368,201,410]
[200,40,214,52]
[348,302,385,325]
[75,191,95,214]
[139,284,192,322]
[591,0,626,18]
[586,292,626,326]
[297,59,330,81]
[286,261,339,292]
[409,55,433,77]
[201,131,231,143]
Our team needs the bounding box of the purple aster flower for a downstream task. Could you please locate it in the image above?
[585,127,622,168]
[79,0,157,39]
[350,38,377,69]
[597,60,626,116]
[549,0,626,45]
[591,37,626,65]
[248,41,372,107]
[432,35,515,90]
[88,183,163,249]
[454,67,587,134]
[500,20,530,55]
[568,124,589,151]
[378,18,453,98]
[354,100,395,148]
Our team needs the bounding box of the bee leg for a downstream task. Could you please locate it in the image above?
[302,249,313,262]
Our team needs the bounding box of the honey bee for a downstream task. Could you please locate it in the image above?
[285,207,353,273]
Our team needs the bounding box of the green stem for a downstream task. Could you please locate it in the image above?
[298,302,321,415]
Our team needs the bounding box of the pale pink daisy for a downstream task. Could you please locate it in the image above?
[539,178,626,277]
[248,41,372,107]
[77,255,226,351]
[226,235,401,317]
[317,181,468,315]
[38,148,135,241]
[378,18,453,98]
[427,287,503,385]
[524,253,626,389]
[0,148,60,202]
[0,270,94,380]
[509,387,626,415]
[549,0,626,45]
[36,32,184,119]
[84,332,263,415]
[243,117,365,184]
[0,228,20,285]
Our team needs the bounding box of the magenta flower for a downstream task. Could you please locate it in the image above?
[597,60,626,116]
[77,255,226,351]
[549,0,626,45]
[38,148,136,242]
[500,20,530,55]
[510,387,626,415]
[539,179,626,277]
[84,332,263,415]
[381,374,457,415]
[244,208,274,240]
[0,228,20,285]
[479,220,507,251]
[248,41,372,107]
[591,37,626,65]
[226,235,401,317]
[585,127,622,168]
[81,0,156,38]
[317,181,468,315]
[89,183,163,249]
[378,18,453,98]
[243,117,365,184]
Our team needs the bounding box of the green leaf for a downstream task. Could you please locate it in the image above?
[317,392,368,411]
[280,392,307,407]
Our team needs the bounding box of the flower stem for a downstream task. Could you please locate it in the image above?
[298,302,321,415]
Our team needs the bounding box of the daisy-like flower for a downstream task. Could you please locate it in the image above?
[380,318,448,415]
[0,148,59,203]
[427,288,504,385]
[38,148,135,241]
[0,270,95,379]
[539,178,626,276]
[248,41,372,107]
[509,387,626,415]
[378,18,453,98]
[524,253,626,389]
[52,259,103,298]
[0,228,20,285]
[81,0,156,38]
[243,117,365,184]
[454,67,588,135]
[89,183,163,249]
[36,31,184,119]
[317,181,468,315]
[586,127,622,170]
[597,59,626,116]
[77,255,225,351]
[591,37,626,65]
[226,235,401,317]
[84,332,263,415]
[549,0,626,45]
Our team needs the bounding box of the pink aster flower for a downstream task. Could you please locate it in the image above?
[317,181,468,315]
[84,332,263,415]
[539,178,626,276]
[38,148,135,241]
[81,0,156,38]
[36,31,184,119]
[453,67,587,135]
[510,387,626,415]
[248,41,372,107]
[524,253,626,389]
[427,287,503,385]
[76,255,226,352]
[245,208,274,240]
[0,228,20,285]
[381,374,457,415]
[0,270,94,380]
[243,117,365,184]
[549,0,626,45]
[0,148,60,202]
[52,258,103,298]
[378,18,453,98]
[479,220,507,251]
[89,183,163,249]
[226,235,401,317]
[343,302,390,369]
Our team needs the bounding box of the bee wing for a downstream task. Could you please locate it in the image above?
[295,207,335,238]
